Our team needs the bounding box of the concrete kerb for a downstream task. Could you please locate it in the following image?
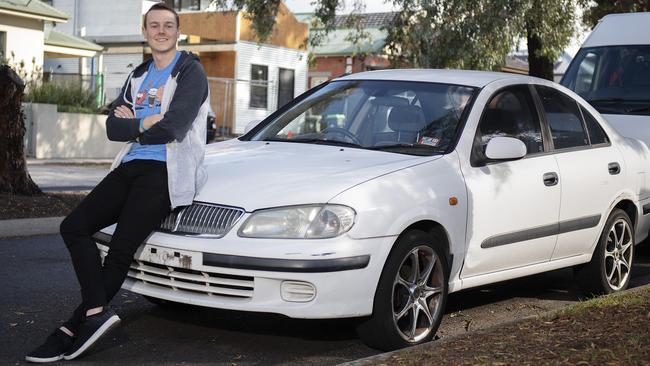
[27,158,113,165]
[338,283,650,366]
[0,216,65,238]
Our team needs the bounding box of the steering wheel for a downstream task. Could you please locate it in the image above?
[321,127,361,145]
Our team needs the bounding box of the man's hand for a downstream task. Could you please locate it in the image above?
[143,114,163,130]
[114,105,135,119]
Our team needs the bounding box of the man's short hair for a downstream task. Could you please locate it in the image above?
[144,2,179,28]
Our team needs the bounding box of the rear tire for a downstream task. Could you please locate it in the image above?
[574,209,634,296]
[356,229,448,351]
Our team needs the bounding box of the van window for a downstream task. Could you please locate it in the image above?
[561,45,650,116]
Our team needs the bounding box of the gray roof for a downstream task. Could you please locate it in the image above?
[311,28,388,56]
[295,12,398,56]
[45,29,103,52]
[295,12,398,29]
[333,12,398,28]
[0,0,68,22]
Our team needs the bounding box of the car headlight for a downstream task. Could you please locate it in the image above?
[238,204,356,239]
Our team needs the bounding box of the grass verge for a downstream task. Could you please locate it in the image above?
[358,286,650,366]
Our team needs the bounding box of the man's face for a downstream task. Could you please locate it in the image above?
[143,9,179,54]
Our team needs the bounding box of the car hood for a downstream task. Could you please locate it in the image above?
[196,139,437,211]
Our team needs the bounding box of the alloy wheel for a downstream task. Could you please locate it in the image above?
[604,218,633,291]
[391,245,445,343]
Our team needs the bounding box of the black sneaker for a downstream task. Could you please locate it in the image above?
[25,328,74,363]
[63,308,120,360]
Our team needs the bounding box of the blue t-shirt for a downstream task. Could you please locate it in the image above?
[123,51,181,163]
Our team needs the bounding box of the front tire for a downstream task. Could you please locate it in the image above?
[574,208,635,296]
[356,229,449,351]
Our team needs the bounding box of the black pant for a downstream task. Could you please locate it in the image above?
[60,160,171,333]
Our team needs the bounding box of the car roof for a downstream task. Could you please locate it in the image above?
[335,69,541,88]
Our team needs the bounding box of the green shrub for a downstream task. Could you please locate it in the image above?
[24,82,99,114]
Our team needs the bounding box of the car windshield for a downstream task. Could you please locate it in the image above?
[561,45,650,115]
[249,80,476,156]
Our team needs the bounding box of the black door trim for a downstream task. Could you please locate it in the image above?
[481,214,601,249]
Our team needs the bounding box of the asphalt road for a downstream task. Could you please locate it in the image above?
[2,235,649,365]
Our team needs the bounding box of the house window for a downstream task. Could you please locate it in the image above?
[164,0,209,11]
[0,31,5,61]
[277,68,295,109]
[250,64,268,109]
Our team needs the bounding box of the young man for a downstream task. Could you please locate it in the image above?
[25,3,209,362]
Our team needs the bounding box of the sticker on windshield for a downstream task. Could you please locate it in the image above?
[419,136,440,147]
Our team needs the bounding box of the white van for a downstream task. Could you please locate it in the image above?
[561,12,650,147]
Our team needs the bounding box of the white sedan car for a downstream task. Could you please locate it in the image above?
[95,70,650,350]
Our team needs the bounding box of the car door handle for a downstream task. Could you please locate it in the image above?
[543,172,559,186]
[608,162,621,175]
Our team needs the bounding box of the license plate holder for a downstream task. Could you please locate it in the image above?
[135,245,200,270]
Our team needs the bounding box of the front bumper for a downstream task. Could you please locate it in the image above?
[94,230,396,319]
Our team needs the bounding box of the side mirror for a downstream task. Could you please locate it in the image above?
[485,136,527,161]
[244,120,261,134]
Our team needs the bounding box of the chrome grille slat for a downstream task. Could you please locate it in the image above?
[199,204,210,231]
[209,208,222,235]
[198,204,209,231]
[158,202,245,237]
[225,209,236,230]
[188,205,199,232]
[215,207,227,232]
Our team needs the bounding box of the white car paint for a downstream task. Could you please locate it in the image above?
[100,70,650,321]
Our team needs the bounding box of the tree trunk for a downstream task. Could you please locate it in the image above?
[527,28,555,81]
[0,64,41,195]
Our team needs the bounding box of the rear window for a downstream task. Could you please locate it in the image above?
[580,106,609,145]
[536,86,589,150]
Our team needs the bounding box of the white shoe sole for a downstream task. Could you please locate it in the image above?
[63,315,120,360]
[24,354,63,363]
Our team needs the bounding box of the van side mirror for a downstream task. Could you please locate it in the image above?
[485,136,527,161]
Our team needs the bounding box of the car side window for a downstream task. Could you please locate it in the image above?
[580,106,609,145]
[475,86,544,156]
[536,86,589,150]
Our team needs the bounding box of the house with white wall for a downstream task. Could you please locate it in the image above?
[0,0,102,92]
[0,0,67,78]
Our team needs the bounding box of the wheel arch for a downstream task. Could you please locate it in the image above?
[392,220,453,275]
[612,199,638,231]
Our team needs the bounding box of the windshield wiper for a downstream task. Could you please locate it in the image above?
[588,98,626,104]
[626,105,650,114]
[368,143,443,154]
[263,137,361,148]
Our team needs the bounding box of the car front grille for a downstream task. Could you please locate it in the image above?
[127,260,254,299]
[158,202,245,237]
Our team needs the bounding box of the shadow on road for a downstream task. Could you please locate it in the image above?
[446,238,650,314]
